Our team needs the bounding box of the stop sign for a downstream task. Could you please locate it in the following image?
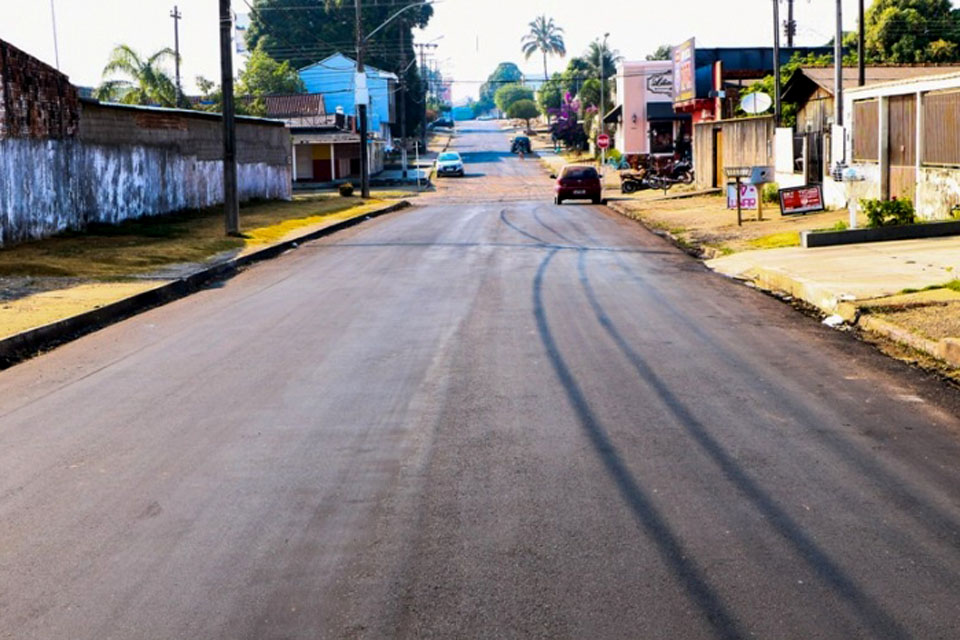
[597,133,610,149]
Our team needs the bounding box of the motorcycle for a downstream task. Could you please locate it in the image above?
[619,168,666,194]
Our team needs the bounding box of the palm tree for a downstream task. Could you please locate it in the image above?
[585,39,622,82]
[95,45,178,107]
[521,15,566,83]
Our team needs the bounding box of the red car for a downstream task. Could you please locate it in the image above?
[553,165,603,205]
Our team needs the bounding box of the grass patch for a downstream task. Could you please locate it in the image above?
[748,231,801,250]
[899,280,960,295]
[0,194,378,279]
[814,220,848,232]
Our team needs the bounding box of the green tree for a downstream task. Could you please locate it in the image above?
[577,78,602,110]
[537,78,563,121]
[478,62,525,113]
[865,0,960,62]
[506,99,540,129]
[236,43,306,116]
[585,39,622,81]
[494,84,534,113]
[739,53,833,127]
[246,0,433,132]
[646,44,672,61]
[521,15,566,82]
[557,57,592,97]
[94,45,178,107]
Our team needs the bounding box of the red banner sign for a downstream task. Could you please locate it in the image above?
[779,185,825,215]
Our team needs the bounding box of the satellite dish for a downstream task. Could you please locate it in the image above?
[740,92,773,115]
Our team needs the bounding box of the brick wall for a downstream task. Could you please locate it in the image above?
[0,39,292,247]
[0,39,78,139]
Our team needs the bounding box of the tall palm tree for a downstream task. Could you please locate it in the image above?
[521,15,566,82]
[585,39,622,82]
[95,45,179,107]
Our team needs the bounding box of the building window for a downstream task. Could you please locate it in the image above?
[923,90,960,166]
[852,99,879,162]
[649,121,674,154]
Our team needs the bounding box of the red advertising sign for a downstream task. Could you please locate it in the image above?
[597,133,610,149]
[779,185,825,215]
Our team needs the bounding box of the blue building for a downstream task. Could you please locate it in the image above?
[299,53,397,146]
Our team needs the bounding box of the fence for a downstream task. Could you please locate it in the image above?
[693,116,775,189]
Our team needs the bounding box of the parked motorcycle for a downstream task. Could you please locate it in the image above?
[619,170,666,193]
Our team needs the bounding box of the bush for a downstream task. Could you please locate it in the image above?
[338,183,355,197]
[606,148,622,163]
[860,197,916,228]
[761,182,780,204]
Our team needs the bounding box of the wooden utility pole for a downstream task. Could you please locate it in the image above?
[219,0,239,235]
[171,5,183,108]
[835,0,844,127]
[773,0,782,126]
[858,0,865,86]
[355,0,370,199]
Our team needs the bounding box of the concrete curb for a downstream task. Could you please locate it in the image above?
[0,200,412,370]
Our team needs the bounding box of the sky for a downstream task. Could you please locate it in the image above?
[0,0,898,103]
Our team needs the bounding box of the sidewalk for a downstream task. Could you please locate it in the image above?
[707,236,960,371]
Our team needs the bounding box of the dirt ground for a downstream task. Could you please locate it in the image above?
[610,194,869,254]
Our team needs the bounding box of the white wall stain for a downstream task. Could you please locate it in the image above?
[0,138,291,247]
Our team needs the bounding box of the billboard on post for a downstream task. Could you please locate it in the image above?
[672,38,696,104]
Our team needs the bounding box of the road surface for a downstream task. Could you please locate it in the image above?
[1,121,960,639]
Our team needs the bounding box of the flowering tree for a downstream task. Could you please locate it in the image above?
[549,92,587,151]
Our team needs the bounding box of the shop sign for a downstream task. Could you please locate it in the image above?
[727,183,759,210]
[672,38,696,104]
[779,185,825,215]
[647,71,673,96]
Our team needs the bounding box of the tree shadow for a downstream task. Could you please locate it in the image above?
[577,250,912,640]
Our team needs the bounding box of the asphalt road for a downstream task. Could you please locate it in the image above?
[2,121,960,639]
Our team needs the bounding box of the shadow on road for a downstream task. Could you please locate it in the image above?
[575,250,912,640]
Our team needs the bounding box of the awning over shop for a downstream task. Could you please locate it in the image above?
[603,104,622,124]
[647,102,689,121]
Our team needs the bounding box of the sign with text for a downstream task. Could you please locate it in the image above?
[727,183,759,210]
[672,38,696,104]
[779,185,825,215]
[646,71,673,96]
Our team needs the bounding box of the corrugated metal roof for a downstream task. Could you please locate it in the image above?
[799,65,960,93]
[266,94,326,118]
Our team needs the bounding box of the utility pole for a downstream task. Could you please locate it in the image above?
[355,0,371,199]
[415,43,437,148]
[219,0,239,235]
[835,0,844,127]
[49,0,60,70]
[785,0,796,48]
[171,5,183,108]
[399,25,409,179]
[858,0,865,87]
[773,0,782,126]
[599,33,609,169]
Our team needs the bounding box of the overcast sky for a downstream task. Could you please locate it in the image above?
[1,0,886,102]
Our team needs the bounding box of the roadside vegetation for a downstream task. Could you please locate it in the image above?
[0,194,404,280]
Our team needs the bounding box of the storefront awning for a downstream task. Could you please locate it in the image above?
[603,104,622,124]
[648,102,690,121]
